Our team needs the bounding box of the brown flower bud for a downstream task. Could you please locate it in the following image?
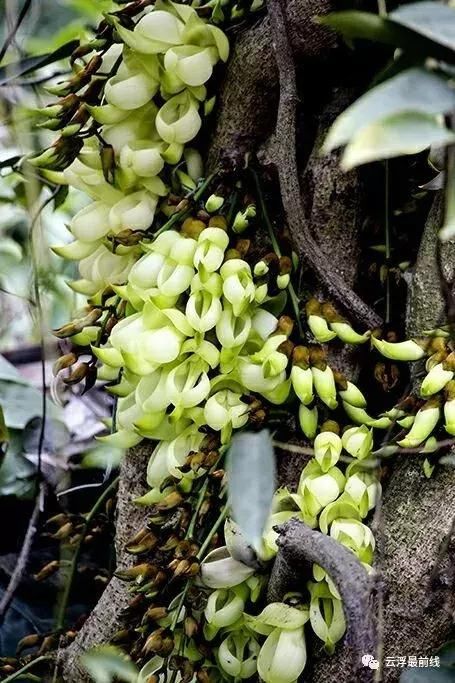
[184,615,199,639]
[181,217,206,239]
[53,353,78,376]
[16,634,41,654]
[125,528,158,554]
[208,215,227,230]
[33,560,60,582]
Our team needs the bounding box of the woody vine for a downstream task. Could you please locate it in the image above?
[3,0,455,682]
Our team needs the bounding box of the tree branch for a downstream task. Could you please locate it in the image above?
[267,0,382,330]
[268,519,376,682]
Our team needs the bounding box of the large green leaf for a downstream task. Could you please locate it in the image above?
[227,429,276,553]
[324,68,455,152]
[341,112,455,170]
[391,1,455,53]
[81,645,138,683]
[318,7,455,62]
[0,354,29,384]
[0,40,79,86]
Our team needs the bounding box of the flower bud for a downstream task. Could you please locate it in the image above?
[298,405,318,440]
[397,400,440,447]
[311,366,338,409]
[314,432,342,472]
[372,337,426,361]
[420,362,453,397]
[288,365,311,404]
[338,381,367,408]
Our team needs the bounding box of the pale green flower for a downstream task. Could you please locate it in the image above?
[341,425,373,460]
[218,630,260,679]
[298,404,318,440]
[291,366,313,405]
[220,258,256,316]
[257,627,307,683]
[312,366,338,409]
[156,91,201,144]
[397,401,440,447]
[201,546,255,589]
[372,337,426,361]
[314,431,342,472]
[308,580,346,654]
[204,390,249,443]
[194,227,229,273]
[420,362,453,397]
[308,314,336,343]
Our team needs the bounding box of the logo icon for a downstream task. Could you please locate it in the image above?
[362,654,379,669]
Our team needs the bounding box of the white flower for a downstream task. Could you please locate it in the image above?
[119,139,164,177]
[194,227,229,273]
[156,91,201,144]
[221,259,256,316]
[314,431,342,472]
[257,627,307,683]
[341,425,373,460]
[109,190,158,232]
[104,52,159,111]
[216,305,251,349]
[201,546,255,588]
[70,201,112,242]
[204,390,249,442]
[76,244,137,295]
[114,10,185,55]
[218,631,260,679]
[186,289,222,332]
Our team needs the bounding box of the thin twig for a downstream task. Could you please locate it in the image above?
[0,0,33,64]
[266,0,382,330]
[1,654,54,683]
[0,480,46,623]
[55,476,119,630]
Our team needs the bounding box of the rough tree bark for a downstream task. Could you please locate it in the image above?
[60,1,455,681]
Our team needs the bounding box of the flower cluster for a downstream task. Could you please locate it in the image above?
[199,420,379,680]
[40,0,229,299]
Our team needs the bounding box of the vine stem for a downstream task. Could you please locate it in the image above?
[196,505,228,560]
[153,173,216,238]
[251,169,304,339]
[55,476,119,630]
[1,655,54,683]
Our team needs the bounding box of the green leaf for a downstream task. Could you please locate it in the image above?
[341,112,455,170]
[227,429,276,553]
[0,40,79,86]
[81,645,138,683]
[391,1,455,54]
[324,68,455,152]
[318,9,455,62]
[0,355,30,385]
[0,381,43,429]
[0,429,35,499]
